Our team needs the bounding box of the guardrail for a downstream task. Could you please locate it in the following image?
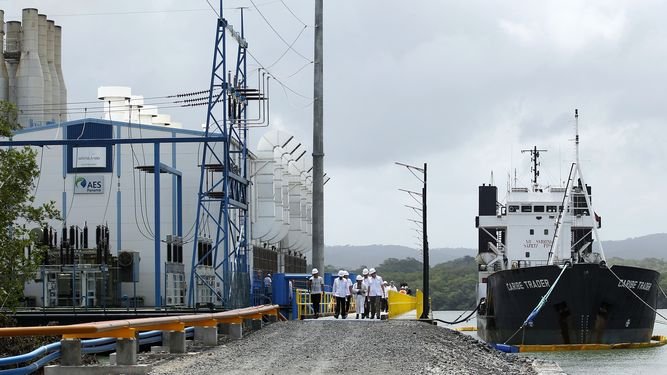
[293,289,360,320]
[0,305,280,374]
[387,289,430,319]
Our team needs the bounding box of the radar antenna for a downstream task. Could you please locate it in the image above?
[521,146,547,191]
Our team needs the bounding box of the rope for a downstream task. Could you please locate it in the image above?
[606,266,667,321]
[434,301,480,325]
[504,264,569,344]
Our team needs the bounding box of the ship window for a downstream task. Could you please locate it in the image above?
[529,229,534,235]
[525,251,530,258]
[508,205,519,213]
[544,229,549,235]
[534,205,545,213]
[521,205,532,213]
[559,206,564,212]
[547,206,557,213]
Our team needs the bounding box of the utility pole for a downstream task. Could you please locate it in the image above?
[396,162,430,320]
[421,163,430,320]
[312,0,324,272]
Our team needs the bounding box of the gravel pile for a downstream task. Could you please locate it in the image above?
[149,320,536,375]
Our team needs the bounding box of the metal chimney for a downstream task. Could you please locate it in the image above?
[54,25,67,121]
[0,11,10,101]
[38,14,52,123]
[5,21,22,105]
[47,20,60,122]
[16,8,44,128]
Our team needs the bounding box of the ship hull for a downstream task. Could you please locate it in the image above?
[477,263,659,345]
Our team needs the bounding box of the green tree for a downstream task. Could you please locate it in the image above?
[0,101,60,310]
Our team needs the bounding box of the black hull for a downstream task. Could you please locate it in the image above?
[477,264,659,345]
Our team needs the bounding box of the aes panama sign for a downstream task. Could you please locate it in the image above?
[74,175,104,194]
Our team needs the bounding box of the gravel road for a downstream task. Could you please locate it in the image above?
[149,320,537,375]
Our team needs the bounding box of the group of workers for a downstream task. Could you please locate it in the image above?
[307,267,400,319]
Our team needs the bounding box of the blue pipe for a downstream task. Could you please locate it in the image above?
[0,326,197,374]
[0,342,60,366]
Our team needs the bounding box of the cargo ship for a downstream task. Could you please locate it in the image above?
[475,110,659,345]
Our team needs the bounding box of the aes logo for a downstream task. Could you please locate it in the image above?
[74,175,104,194]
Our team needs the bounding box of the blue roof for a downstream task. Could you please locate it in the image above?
[15,118,205,137]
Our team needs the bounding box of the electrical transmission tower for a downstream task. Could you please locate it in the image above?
[188,2,255,309]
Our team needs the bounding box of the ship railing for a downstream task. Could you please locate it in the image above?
[512,259,572,268]
[0,304,280,372]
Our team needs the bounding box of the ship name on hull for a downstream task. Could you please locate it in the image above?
[617,279,652,291]
[506,279,550,291]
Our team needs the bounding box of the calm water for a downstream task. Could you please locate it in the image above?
[433,310,667,375]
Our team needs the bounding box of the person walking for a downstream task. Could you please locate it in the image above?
[332,270,348,319]
[263,272,272,302]
[352,275,367,319]
[343,270,352,314]
[367,268,385,319]
[381,281,389,312]
[307,268,324,318]
[361,268,370,318]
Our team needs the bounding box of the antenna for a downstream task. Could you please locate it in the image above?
[521,146,547,191]
[575,108,580,166]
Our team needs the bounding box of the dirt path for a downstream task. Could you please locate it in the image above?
[149,320,536,375]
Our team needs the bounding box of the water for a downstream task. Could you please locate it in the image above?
[433,310,667,375]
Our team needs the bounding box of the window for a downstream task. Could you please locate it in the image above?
[508,205,519,213]
[559,206,564,212]
[525,251,530,258]
[521,205,532,213]
[547,206,557,213]
[534,205,545,213]
[530,229,534,235]
[544,229,549,235]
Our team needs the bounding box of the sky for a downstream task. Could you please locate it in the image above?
[3,0,666,250]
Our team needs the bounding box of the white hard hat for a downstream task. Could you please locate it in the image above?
[312,268,319,274]
[338,270,345,277]
[343,270,349,276]
[356,275,363,281]
[362,268,369,275]
[369,268,376,274]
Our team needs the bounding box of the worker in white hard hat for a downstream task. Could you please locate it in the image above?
[367,268,385,319]
[307,268,324,319]
[362,268,370,318]
[381,281,389,312]
[352,275,368,319]
[332,270,348,319]
[343,270,352,314]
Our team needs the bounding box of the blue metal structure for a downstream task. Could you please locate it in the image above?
[188,3,251,309]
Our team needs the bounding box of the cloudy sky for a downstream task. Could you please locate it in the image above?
[5,1,666,250]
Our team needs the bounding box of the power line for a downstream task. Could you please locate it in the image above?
[266,24,308,69]
[280,0,308,27]
[249,0,311,62]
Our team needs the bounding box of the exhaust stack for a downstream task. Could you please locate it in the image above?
[0,11,9,101]
[47,20,60,123]
[6,21,22,105]
[38,14,52,123]
[54,25,67,121]
[16,8,44,128]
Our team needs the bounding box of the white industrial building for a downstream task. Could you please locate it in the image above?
[10,86,313,308]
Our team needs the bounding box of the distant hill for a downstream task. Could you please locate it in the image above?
[601,233,667,259]
[323,244,474,269]
[324,233,667,269]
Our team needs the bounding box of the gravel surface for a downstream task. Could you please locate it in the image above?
[149,320,537,375]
